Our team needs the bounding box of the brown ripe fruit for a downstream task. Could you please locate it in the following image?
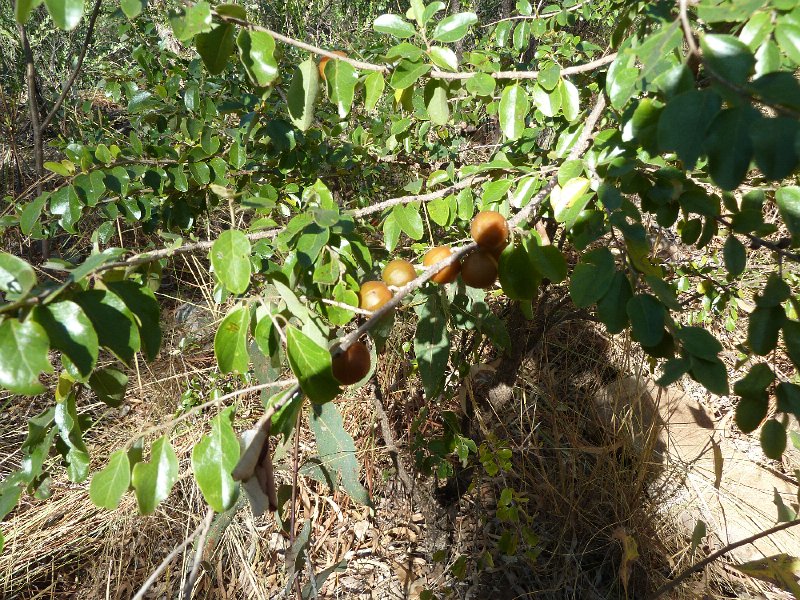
[359,280,392,312]
[318,50,348,79]
[461,249,498,289]
[331,341,371,385]
[382,259,416,287]
[471,210,509,250]
[423,246,461,284]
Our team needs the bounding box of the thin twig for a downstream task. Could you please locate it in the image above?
[290,408,302,598]
[647,518,800,599]
[181,508,215,600]
[678,0,700,58]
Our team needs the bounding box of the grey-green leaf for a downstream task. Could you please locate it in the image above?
[499,84,529,141]
[287,59,320,131]
[211,230,252,295]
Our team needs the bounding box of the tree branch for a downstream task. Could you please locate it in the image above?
[40,0,104,132]
[214,11,616,82]
[647,518,800,599]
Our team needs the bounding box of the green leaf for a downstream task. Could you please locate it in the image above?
[286,326,340,404]
[688,355,729,396]
[75,289,141,365]
[701,34,755,84]
[750,117,799,181]
[428,196,450,226]
[498,244,540,301]
[120,0,147,19]
[44,0,84,30]
[73,171,106,206]
[325,59,358,118]
[32,301,98,382]
[704,106,759,191]
[214,305,250,374]
[196,23,236,75]
[499,84,529,141]
[90,450,130,509]
[774,21,800,65]
[748,306,785,356]
[756,273,790,308]
[192,406,239,512]
[287,59,320,131]
[532,84,561,118]
[189,161,210,185]
[414,289,450,399]
[373,14,416,38]
[676,327,723,361]
[237,30,278,88]
[393,203,424,240]
[88,367,128,407]
[309,402,371,505]
[15,0,43,24]
[760,419,786,459]
[131,436,179,515]
[44,161,71,176]
[0,252,36,297]
[783,320,800,370]
[597,271,633,334]
[104,281,161,362]
[49,186,82,233]
[529,245,567,284]
[627,294,666,347]
[776,382,800,420]
[0,318,52,394]
[211,230,252,295]
[429,46,458,71]
[569,247,615,308]
[465,73,495,97]
[20,193,48,236]
[657,90,721,170]
[559,78,580,122]
[734,363,774,398]
[389,59,431,90]
[723,235,746,277]
[431,12,477,43]
[424,80,450,125]
[172,1,212,41]
[551,177,590,224]
[776,186,800,245]
[364,72,385,111]
[54,390,90,482]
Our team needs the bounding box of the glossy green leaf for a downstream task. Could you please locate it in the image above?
[211,230,252,295]
[287,59,320,131]
[389,59,431,90]
[214,305,250,374]
[192,406,239,512]
[44,0,84,30]
[90,450,130,509]
[498,244,539,301]
[0,252,36,297]
[424,80,450,125]
[499,84,529,141]
[466,73,495,97]
[701,34,755,84]
[393,203,424,240]
[776,186,800,244]
[774,21,800,65]
[32,301,98,382]
[286,326,340,404]
[131,436,179,515]
[374,14,416,38]
[104,281,161,362]
[364,72,385,111]
[429,46,458,71]
[325,58,358,118]
[551,177,590,224]
[196,23,236,75]
[559,78,580,122]
[54,389,90,482]
[431,12,477,43]
[172,1,212,41]
[532,84,561,118]
[237,30,278,87]
[74,290,141,365]
[0,318,53,395]
[528,245,567,284]
[88,367,128,408]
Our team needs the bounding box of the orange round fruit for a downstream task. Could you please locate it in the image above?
[423,246,461,284]
[359,280,392,312]
[331,341,371,385]
[471,211,509,250]
[461,250,498,289]
[382,259,416,287]
[318,50,348,79]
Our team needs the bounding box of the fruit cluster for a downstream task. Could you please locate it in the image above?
[330,211,510,385]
